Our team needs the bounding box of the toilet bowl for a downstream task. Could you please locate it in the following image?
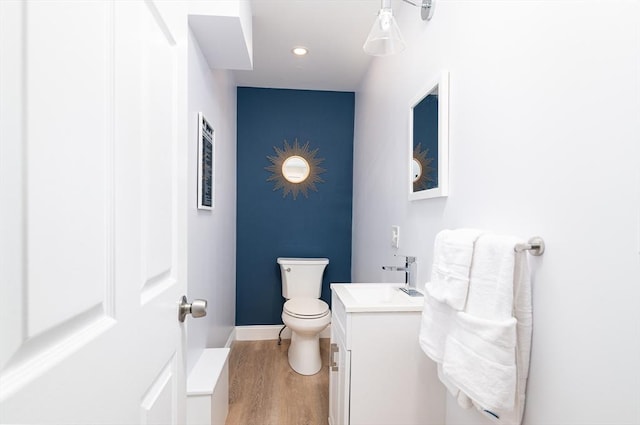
[282,298,331,375]
[277,257,330,375]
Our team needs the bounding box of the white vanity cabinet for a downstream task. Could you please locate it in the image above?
[328,284,445,425]
[328,290,351,425]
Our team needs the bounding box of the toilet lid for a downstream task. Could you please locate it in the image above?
[284,298,329,319]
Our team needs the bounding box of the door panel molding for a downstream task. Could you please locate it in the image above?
[1,0,117,402]
[139,0,179,305]
[143,0,177,46]
[0,310,115,402]
[0,0,27,374]
[23,0,116,337]
[140,353,178,425]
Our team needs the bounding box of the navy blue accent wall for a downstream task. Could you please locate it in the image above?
[236,88,354,326]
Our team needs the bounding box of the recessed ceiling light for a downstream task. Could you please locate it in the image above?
[292,47,308,56]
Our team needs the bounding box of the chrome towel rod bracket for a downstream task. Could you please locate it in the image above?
[514,236,545,256]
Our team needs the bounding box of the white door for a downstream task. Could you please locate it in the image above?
[0,1,189,423]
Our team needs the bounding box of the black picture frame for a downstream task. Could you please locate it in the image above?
[197,112,214,210]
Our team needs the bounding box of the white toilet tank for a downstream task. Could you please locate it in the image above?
[277,257,329,299]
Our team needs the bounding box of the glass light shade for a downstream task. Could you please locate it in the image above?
[363,8,406,56]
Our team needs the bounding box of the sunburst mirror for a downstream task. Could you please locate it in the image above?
[412,142,435,192]
[409,70,449,201]
[266,139,325,200]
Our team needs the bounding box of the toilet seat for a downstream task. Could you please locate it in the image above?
[283,298,329,319]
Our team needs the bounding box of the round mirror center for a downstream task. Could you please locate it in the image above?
[282,155,311,183]
[412,158,422,182]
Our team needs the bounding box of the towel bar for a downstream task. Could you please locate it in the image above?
[514,236,545,256]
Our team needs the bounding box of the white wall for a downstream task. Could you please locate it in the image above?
[352,1,640,424]
[186,29,237,375]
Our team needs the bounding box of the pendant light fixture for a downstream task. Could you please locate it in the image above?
[362,1,405,56]
[363,0,435,57]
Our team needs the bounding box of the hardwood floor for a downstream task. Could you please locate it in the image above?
[225,339,330,425]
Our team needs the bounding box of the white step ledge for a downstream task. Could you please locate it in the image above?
[187,348,230,425]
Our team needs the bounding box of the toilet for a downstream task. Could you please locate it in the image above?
[278,257,331,375]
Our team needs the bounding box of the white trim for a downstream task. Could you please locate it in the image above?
[234,324,331,341]
[223,328,236,348]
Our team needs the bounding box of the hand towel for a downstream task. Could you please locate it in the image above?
[440,234,532,424]
[463,234,519,319]
[420,228,482,362]
[420,288,464,402]
[426,228,485,310]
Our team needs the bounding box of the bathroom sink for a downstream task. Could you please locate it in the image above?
[330,283,425,312]
[345,285,414,304]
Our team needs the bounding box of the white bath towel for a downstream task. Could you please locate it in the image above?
[440,234,533,425]
[426,228,485,310]
[486,248,532,425]
[443,312,518,411]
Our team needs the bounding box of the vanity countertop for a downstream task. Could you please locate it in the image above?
[330,283,425,313]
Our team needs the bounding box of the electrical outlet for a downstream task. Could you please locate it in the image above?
[391,225,400,248]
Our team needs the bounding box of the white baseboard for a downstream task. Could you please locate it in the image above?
[224,328,236,348]
[234,324,331,341]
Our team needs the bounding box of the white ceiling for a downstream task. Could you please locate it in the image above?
[233,0,381,92]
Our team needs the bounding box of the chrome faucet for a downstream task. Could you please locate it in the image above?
[382,255,423,297]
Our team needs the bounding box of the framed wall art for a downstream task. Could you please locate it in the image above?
[197,112,214,210]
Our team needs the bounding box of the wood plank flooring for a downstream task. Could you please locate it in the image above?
[226,339,330,425]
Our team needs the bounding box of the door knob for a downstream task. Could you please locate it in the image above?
[178,295,208,322]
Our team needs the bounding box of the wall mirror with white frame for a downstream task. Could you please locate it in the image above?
[408,71,449,201]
